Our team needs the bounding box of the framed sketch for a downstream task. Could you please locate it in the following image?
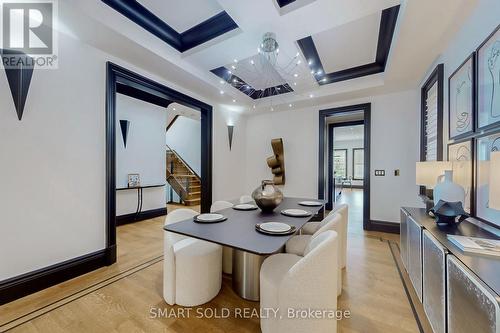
[449,54,475,140]
[475,132,500,227]
[127,173,140,188]
[448,139,473,213]
[477,24,500,131]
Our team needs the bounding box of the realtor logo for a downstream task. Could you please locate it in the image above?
[0,0,58,69]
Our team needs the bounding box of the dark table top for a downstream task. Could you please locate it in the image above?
[403,207,500,297]
[164,197,325,255]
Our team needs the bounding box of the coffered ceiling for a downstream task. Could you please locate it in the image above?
[67,0,478,113]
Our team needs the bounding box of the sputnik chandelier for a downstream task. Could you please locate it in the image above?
[220,32,313,110]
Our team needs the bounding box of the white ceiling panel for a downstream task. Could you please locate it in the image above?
[312,12,381,73]
[138,0,223,33]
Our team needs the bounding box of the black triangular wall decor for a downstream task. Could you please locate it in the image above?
[227,125,234,151]
[2,52,34,121]
[120,120,130,148]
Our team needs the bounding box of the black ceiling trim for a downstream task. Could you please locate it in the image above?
[297,5,400,85]
[101,0,238,52]
[210,66,294,99]
[276,0,296,8]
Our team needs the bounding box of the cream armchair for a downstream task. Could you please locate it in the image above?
[163,209,222,306]
[286,213,343,296]
[211,201,234,274]
[301,204,348,269]
[260,231,338,333]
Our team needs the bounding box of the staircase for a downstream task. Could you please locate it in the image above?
[166,147,201,206]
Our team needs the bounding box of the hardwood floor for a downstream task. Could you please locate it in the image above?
[0,200,425,333]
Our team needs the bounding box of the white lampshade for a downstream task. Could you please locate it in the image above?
[416,161,452,188]
[489,152,500,210]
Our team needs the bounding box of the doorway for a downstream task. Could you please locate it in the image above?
[105,62,212,264]
[318,104,372,230]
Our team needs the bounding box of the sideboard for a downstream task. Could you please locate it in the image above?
[400,207,500,333]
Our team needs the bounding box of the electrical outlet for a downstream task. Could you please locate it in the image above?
[394,169,400,176]
[375,170,385,176]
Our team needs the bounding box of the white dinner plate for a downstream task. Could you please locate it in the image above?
[298,201,323,207]
[259,222,292,233]
[281,209,312,217]
[233,203,258,211]
[194,213,226,223]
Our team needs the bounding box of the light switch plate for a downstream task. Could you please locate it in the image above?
[375,170,385,176]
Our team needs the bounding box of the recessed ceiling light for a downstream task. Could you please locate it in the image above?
[289,104,292,107]
[220,90,224,95]
[173,107,176,111]
[308,60,313,65]
[220,80,225,84]
[253,105,256,109]
[250,60,255,65]
[233,59,238,63]
[295,52,300,57]
[293,82,297,86]
[293,73,298,77]
[297,60,301,65]
[309,94,314,98]
[310,70,315,74]
[321,78,327,82]
[228,70,232,75]
[257,47,261,53]
[271,107,274,111]
[232,99,236,103]
[233,78,237,83]
[231,65,236,70]
[317,70,323,75]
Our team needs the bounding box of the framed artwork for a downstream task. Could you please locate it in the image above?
[448,139,473,213]
[475,132,500,227]
[477,24,500,131]
[127,173,140,188]
[449,54,475,140]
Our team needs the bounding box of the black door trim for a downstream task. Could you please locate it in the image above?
[106,62,213,263]
[319,104,374,230]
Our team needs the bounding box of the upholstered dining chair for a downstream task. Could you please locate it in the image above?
[301,204,348,269]
[211,201,234,274]
[260,231,338,333]
[239,195,254,203]
[286,213,343,296]
[163,209,222,306]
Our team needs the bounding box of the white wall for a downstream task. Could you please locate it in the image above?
[244,90,423,223]
[332,138,365,186]
[116,94,166,215]
[0,31,246,281]
[0,33,107,280]
[166,116,201,175]
[420,0,500,226]
[421,0,500,154]
[212,107,248,201]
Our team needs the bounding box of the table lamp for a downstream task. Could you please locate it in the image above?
[489,151,500,210]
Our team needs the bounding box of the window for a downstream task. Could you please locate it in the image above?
[353,148,364,180]
[333,149,347,178]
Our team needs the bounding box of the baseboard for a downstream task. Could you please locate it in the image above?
[368,220,400,234]
[0,248,111,305]
[116,207,167,226]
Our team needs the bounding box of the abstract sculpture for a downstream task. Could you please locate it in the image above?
[266,138,285,185]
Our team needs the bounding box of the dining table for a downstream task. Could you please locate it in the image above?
[163,197,325,301]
